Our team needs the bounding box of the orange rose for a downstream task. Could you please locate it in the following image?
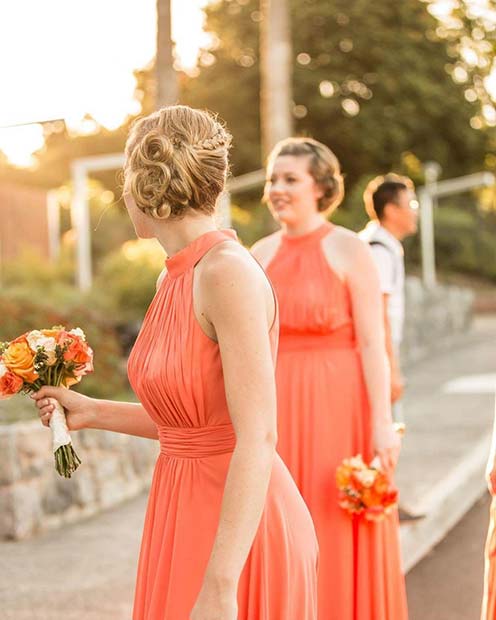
[373,472,390,495]
[3,338,38,382]
[336,465,352,489]
[42,328,64,338]
[0,370,24,398]
[63,375,82,388]
[362,487,382,508]
[63,339,93,365]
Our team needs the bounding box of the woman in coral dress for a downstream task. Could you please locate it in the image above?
[252,137,408,620]
[482,400,496,620]
[33,107,318,620]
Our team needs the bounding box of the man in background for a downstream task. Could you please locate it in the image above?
[360,175,418,415]
[359,175,420,521]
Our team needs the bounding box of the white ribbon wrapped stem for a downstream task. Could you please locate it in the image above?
[49,399,72,452]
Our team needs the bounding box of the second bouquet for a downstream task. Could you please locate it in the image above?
[0,326,93,478]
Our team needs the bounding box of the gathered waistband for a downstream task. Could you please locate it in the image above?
[279,325,357,353]
[158,424,236,458]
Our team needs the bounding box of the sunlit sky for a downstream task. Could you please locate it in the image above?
[0,0,495,166]
[0,0,209,164]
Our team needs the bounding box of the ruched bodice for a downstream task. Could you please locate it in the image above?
[266,222,353,338]
[128,229,249,435]
[126,228,318,620]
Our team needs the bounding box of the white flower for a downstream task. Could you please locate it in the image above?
[0,362,7,378]
[27,330,43,351]
[27,331,57,353]
[353,468,377,488]
[346,455,365,469]
[69,327,86,341]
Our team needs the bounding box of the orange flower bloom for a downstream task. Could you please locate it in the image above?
[2,338,38,382]
[362,487,382,508]
[336,465,352,488]
[337,454,398,520]
[63,339,92,366]
[0,370,23,398]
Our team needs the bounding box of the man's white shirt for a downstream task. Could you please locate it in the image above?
[359,221,405,346]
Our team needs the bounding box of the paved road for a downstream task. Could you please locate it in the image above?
[0,494,145,620]
[1,490,493,619]
[407,492,490,620]
[1,491,491,619]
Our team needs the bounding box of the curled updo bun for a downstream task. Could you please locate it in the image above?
[267,137,344,213]
[125,105,232,219]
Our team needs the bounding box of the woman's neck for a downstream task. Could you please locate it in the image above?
[152,213,218,257]
[282,215,327,237]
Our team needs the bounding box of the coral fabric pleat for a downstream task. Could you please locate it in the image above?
[128,229,318,620]
[482,496,496,619]
[265,222,408,620]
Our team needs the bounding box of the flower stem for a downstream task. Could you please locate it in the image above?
[54,444,81,478]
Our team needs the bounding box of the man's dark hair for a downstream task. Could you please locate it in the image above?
[365,181,407,221]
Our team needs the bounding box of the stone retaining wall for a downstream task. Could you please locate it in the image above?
[0,422,158,540]
[402,276,474,365]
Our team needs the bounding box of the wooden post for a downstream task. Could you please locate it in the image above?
[156,0,179,107]
[71,163,92,291]
[260,0,293,160]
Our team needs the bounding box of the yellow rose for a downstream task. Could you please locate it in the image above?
[3,338,38,383]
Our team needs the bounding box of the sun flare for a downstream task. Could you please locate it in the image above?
[0,0,210,166]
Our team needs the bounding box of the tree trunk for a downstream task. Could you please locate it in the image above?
[260,0,293,160]
[156,0,179,107]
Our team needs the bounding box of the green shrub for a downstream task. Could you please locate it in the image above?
[88,238,165,324]
[0,290,128,399]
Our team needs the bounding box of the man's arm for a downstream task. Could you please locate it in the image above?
[382,293,404,403]
[368,243,403,404]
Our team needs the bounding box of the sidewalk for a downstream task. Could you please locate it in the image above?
[397,314,496,571]
[1,317,495,619]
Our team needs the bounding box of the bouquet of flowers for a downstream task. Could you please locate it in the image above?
[336,454,398,521]
[0,326,93,478]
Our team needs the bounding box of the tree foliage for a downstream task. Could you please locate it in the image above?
[182,0,491,190]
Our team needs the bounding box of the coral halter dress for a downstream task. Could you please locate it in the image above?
[128,229,318,620]
[265,221,408,620]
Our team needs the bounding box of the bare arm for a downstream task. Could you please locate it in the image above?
[487,399,496,494]
[382,293,404,403]
[191,246,277,619]
[89,400,158,438]
[32,390,159,440]
[343,237,400,471]
[250,232,281,270]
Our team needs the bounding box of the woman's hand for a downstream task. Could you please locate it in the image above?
[31,386,98,431]
[190,578,238,620]
[374,423,401,475]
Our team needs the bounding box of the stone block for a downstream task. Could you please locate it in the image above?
[0,430,21,485]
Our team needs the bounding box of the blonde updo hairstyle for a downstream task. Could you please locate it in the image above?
[125,105,232,220]
[266,137,344,213]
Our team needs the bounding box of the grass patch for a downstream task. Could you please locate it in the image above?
[0,396,38,425]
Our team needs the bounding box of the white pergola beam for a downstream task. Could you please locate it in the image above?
[70,153,126,291]
[419,171,495,199]
[417,170,495,290]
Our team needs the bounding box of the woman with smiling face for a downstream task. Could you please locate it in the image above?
[252,137,408,620]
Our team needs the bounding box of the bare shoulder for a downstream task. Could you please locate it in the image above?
[199,240,268,297]
[250,231,282,268]
[322,225,373,277]
[325,225,371,255]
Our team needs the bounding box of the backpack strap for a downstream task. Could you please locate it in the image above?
[368,240,398,286]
